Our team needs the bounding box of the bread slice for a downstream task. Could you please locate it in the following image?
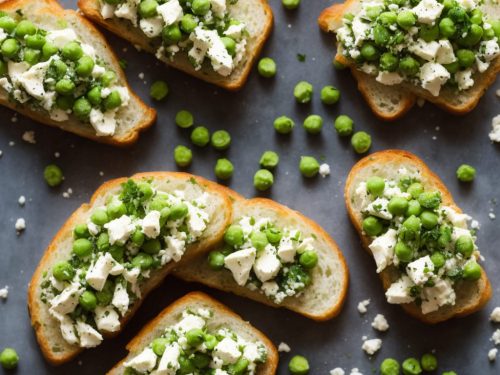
[27,172,233,365]
[344,150,492,324]
[0,0,156,146]
[78,0,273,91]
[318,0,500,120]
[173,197,349,321]
[107,291,278,375]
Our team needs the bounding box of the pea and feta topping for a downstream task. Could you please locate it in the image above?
[207,216,319,304]
[40,179,211,348]
[101,0,249,77]
[0,13,129,136]
[123,308,268,374]
[353,168,483,314]
[336,0,500,96]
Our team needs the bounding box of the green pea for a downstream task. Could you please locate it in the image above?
[403,215,421,233]
[23,48,41,65]
[456,235,474,257]
[42,42,58,60]
[107,199,127,219]
[25,34,46,49]
[0,348,19,370]
[180,14,198,33]
[96,280,114,305]
[397,10,416,30]
[159,207,171,227]
[420,211,438,229]
[208,250,225,270]
[211,130,231,150]
[373,24,390,46]
[150,80,169,101]
[360,42,379,61]
[191,126,210,146]
[379,11,397,25]
[463,261,482,280]
[162,24,182,44]
[191,0,210,15]
[442,371,458,375]
[388,197,409,216]
[294,81,313,103]
[367,176,385,197]
[55,79,76,96]
[141,239,161,254]
[191,353,211,369]
[254,169,274,191]
[137,181,153,200]
[289,355,309,375]
[178,355,196,374]
[334,114,354,136]
[43,164,63,187]
[419,24,439,42]
[456,49,475,68]
[169,203,189,220]
[92,208,109,226]
[257,57,276,78]
[299,156,320,178]
[402,357,422,375]
[149,196,168,212]
[214,158,234,180]
[490,20,500,39]
[303,115,323,134]
[131,252,154,269]
[109,246,125,266]
[418,191,441,209]
[79,290,97,311]
[420,353,437,371]
[362,216,383,236]
[76,55,95,77]
[138,0,158,17]
[52,261,75,281]
[265,228,282,244]
[380,358,400,375]
[448,6,466,22]
[186,328,204,347]
[151,338,169,356]
[220,36,236,56]
[430,251,445,268]
[395,241,413,262]
[230,358,250,374]
[320,85,340,105]
[407,182,423,199]
[258,151,279,170]
[73,97,92,121]
[204,334,218,350]
[456,164,475,182]
[300,250,318,269]
[101,70,116,87]
[274,115,294,134]
[174,145,192,167]
[282,0,300,10]
[175,110,194,128]
[0,16,17,33]
[104,90,122,110]
[74,224,90,238]
[380,52,399,72]
[130,230,144,247]
[351,131,371,154]
[1,38,19,58]
[73,238,93,257]
[62,41,83,61]
[470,9,484,25]
[406,200,422,217]
[87,86,102,106]
[399,56,420,76]
[224,225,244,246]
[15,20,36,37]
[438,227,452,248]
[459,24,483,47]
[251,231,269,251]
[52,59,68,78]
[97,232,110,251]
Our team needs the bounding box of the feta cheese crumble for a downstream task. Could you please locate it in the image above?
[362,338,382,355]
[15,218,26,232]
[278,342,291,352]
[371,314,389,332]
[0,286,8,300]
[357,299,370,314]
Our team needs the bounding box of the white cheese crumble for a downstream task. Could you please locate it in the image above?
[491,329,500,345]
[278,342,291,352]
[330,368,345,375]
[489,115,500,143]
[319,163,331,178]
[371,314,389,332]
[0,286,8,299]
[488,348,498,362]
[18,196,26,206]
[362,338,382,355]
[491,307,500,323]
[357,299,370,314]
[22,131,36,144]
[15,218,26,232]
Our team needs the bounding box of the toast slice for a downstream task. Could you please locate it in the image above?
[107,291,278,375]
[174,197,349,321]
[28,172,233,365]
[318,0,500,120]
[344,150,492,323]
[78,0,273,91]
[0,0,156,145]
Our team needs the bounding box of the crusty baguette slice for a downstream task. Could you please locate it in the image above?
[27,172,233,365]
[107,291,278,375]
[344,150,492,324]
[0,0,156,146]
[78,0,273,91]
[173,197,349,321]
[318,1,500,120]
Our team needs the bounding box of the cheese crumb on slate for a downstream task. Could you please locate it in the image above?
[491,329,500,345]
[357,299,370,314]
[0,286,8,299]
[330,368,345,375]
[278,342,291,352]
[350,368,363,374]
[22,131,36,144]
[319,163,331,178]
[15,218,26,232]
[362,338,382,355]
[490,115,500,143]
[18,196,26,206]
[489,212,496,220]
[371,314,389,332]
[490,307,500,323]
[488,348,498,362]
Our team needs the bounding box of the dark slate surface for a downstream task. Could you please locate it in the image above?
[0,0,499,373]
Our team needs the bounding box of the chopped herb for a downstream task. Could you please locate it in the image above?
[297,53,306,62]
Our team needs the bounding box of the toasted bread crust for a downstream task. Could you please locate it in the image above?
[77,0,273,91]
[174,197,349,322]
[344,150,492,324]
[318,1,500,119]
[107,292,279,375]
[0,0,156,146]
[28,172,233,365]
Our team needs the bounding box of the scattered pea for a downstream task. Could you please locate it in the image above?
[174,145,192,167]
[294,81,313,103]
[351,131,372,153]
[303,115,323,134]
[274,115,294,134]
[456,164,476,182]
[299,156,320,178]
[0,348,19,370]
[175,110,194,128]
[402,357,422,375]
[191,126,210,147]
[150,80,169,101]
[320,85,340,105]
[380,358,400,375]
[334,115,354,136]
[259,151,279,169]
[288,355,309,375]
[420,353,437,371]
[257,57,276,78]
[254,169,274,191]
[44,164,63,187]
[211,130,231,150]
[282,0,300,10]
[214,158,234,180]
